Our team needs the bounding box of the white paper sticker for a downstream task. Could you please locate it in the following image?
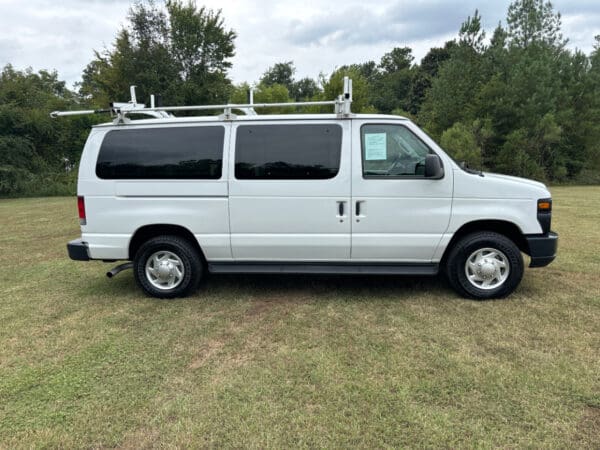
[365,133,387,160]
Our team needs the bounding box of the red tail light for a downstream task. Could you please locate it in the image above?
[77,196,87,225]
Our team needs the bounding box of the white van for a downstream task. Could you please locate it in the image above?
[56,80,557,300]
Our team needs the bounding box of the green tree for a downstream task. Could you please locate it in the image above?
[480,0,580,179]
[80,1,176,106]
[420,42,456,78]
[290,77,320,101]
[368,47,416,114]
[318,67,375,113]
[167,0,236,105]
[394,42,457,118]
[379,47,413,73]
[420,11,486,137]
[0,65,94,196]
[459,10,486,52]
[80,0,236,108]
[440,122,482,169]
[416,0,597,181]
[585,36,600,178]
[260,62,321,101]
[230,82,294,114]
[507,0,566,49]
[260,61,295,91]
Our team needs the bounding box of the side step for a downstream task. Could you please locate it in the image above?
[208,262,439,276]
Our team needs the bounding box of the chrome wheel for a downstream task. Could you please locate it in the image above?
[145,250,185,290]
[465,247,510,290]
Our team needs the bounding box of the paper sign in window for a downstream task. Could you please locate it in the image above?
[364,133,387,160]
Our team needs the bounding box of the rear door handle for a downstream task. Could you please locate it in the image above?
[355,201,361,216]
[338,201,345,216]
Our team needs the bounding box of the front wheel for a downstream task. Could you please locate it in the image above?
[445,231,524,300]
[133,235,203,299]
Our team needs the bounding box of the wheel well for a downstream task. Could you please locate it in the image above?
[441,220,529,264]
[128,224,206,263]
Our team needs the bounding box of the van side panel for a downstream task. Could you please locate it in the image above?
[82,196,230,260]
[78,124,232,261]
[228,121,352,261]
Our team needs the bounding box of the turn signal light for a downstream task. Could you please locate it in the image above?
[537,199,552,212]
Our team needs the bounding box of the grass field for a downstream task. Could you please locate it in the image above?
[0,186,599,448]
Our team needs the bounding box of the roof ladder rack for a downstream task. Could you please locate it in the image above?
[50,77,354,123]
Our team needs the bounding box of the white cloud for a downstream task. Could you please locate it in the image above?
[0,0,598,90]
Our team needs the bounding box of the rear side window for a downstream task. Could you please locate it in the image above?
[235,124,342,180]
[96,126,224,179]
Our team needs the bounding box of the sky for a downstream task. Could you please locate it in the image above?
[0,0,599,89]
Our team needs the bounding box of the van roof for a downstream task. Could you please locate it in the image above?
[92,113,409,128]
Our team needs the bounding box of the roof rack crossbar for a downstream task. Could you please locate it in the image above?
[50,109,113,118]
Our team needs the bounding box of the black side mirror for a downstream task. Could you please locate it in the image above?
[424,154,444,179]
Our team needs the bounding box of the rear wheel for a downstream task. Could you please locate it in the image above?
[445,231,524,300]
[133,235,202,298]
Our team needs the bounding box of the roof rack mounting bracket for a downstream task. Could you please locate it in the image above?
[219,107,237,120]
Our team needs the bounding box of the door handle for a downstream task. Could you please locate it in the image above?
[355,201,365,222]
[338,201,345,216]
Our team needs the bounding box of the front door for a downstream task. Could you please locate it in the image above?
[228,120,351,261]
[351,120,453,262]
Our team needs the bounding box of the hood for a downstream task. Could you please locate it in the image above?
[483,172,547,190]
[453,168,551,200]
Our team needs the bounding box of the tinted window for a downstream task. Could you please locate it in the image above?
[361,124,431,177]
[96,126,224,179]
[235,124,342,180]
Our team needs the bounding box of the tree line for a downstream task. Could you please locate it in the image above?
[1,0,599,196]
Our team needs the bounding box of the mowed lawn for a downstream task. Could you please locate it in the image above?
[0,187,598,449]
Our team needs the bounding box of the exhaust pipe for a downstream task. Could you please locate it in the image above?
[107,262,133,278]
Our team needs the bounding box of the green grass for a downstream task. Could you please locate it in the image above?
[0,186,598,448]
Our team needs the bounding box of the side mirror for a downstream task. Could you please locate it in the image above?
[424,154,444,179]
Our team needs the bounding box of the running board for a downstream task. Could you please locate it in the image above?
[208,262,439,276]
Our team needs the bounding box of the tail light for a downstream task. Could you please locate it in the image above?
[77,196,87,225]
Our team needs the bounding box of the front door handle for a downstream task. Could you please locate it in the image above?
[356,201,361,216]
[336,201,347,223]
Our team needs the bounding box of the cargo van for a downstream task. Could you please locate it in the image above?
[54,79,557,300]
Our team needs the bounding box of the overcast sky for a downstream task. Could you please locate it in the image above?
[0,0,599,89]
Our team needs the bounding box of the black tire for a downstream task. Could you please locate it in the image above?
[133,235,203,299]
[445,231,524,300]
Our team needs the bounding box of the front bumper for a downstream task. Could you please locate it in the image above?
[526,232,558,267]
[67,239,90,261]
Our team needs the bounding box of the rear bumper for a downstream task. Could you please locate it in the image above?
[526,232,558,267]
[67,239,90,261]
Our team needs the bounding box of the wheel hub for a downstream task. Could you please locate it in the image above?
[465,248,510,290]
[478,259,497,278]
[145,250,185,290]
[157,261,174,281]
